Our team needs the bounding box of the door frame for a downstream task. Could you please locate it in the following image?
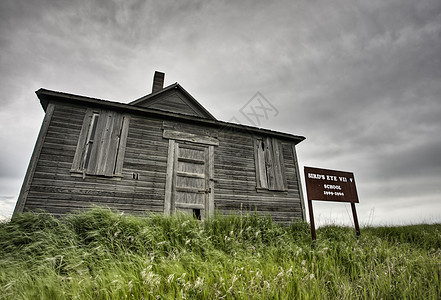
[163,130,217,218]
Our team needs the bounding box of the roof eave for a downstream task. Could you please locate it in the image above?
[35,88,305,145]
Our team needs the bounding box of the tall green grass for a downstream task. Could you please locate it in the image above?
[1,207,440,299]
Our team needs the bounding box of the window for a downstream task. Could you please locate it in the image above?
[71,109,130,177]
[254,137,287,191]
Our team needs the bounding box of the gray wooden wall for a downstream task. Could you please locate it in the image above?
[167,121,304,224]
[22,101,304,223]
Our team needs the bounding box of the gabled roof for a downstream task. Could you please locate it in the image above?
[129,83,216,121]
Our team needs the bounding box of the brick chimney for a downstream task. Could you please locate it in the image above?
[152,71,165,93]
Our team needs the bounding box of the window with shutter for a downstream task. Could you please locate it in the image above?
[71,109,130,178]
[254,137,287,191]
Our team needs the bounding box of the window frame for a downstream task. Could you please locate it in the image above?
[71,108,130,178]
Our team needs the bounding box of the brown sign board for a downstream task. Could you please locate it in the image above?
[304,166,359,203]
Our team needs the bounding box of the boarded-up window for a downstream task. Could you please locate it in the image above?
[254,137,287,191]
[71,109,130,177]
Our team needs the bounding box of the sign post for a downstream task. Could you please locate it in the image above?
[304,166,360,241]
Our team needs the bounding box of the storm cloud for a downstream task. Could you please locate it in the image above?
[1,0,440,224]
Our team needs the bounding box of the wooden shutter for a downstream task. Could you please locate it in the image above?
[83,113,100,170]
[255,139,268,189]
[270,138,287,191]
[114,115,130,176]
[71,109,129,177]
[254,137,287,191]
[264,137,276,190]
[71,110,96,173]
[86,111,122,176]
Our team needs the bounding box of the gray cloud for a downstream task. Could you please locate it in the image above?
[1,0,440,224]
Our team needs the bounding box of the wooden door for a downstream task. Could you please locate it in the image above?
[164,140,214,219]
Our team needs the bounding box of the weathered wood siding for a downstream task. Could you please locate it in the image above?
[137,90,204,118]
[23,101,169,216]
[215,132,303,224]
[21,101,304,223]
[157,121,303,224]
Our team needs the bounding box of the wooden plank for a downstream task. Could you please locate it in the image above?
[203,146,209,219]
[86,109,106,174]
[214,204,302,215]
[29,180,163,195]
[271,139,287,191]
[124,155,167,165]
[27,190,165,203]
[176,187,204,193]
[52,103,88,115]
[114,114,130,176]
[177,161,205,174]
[27,188,165,203]
[39,142,77,153]
[218,143,254,154]
[271,138,281,190]
[176,176,205,189]
[13,103,56,217]
[175,202,205,210]
[177,171,205,179]
[125,147,169,158]
[151,98,198,117]
[291,144,306,221]
[215,202,302,212]
[164,139,175,215]
[215,194,301,204]
[254,139,268,189]
[177,157,205,164]
[215,188,299,200]
[208,145,215,218]
[46,125,81,136]
[264,137,275,190]
[50,113,84,123]
[215,168,255,177]
[162,121,218,138]
[35,160,72,170]
[171,142,179,213]
[31,175,167,193]
[163,129,219,146]
[71,109,94,172]
[25,200,164,214]
[217,197,299,204]
[179,147,205,160]
[214,208,301,217]
[351,203,361,236]
[215,163,255,173]
[174,141,208,151]
[176,192,204,205]
[127,131,163,141]
[29,185,138,199]
[101,111,123,176]
[214,205,301,215]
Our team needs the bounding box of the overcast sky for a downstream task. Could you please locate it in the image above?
[1,0,440,225]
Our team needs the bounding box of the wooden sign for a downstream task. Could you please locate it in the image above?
[304,166,360,241]
[304,167,359,203]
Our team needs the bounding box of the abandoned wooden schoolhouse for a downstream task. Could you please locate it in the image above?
[13,72,306,224]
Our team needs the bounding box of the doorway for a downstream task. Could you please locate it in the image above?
[164,140,214,219]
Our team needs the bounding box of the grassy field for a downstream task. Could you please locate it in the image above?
[1,207,440,299]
